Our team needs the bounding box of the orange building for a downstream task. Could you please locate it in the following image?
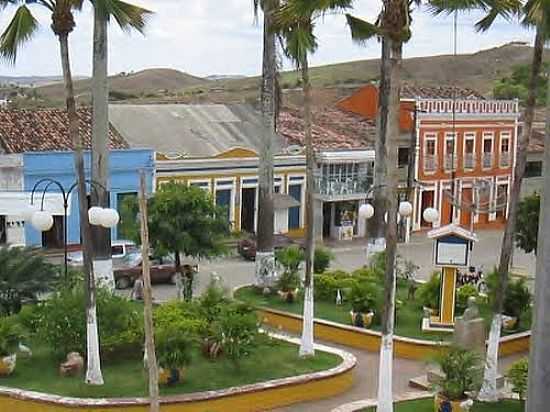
[337,84,520,233]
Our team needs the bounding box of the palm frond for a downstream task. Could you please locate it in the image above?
[346,14,380,45]
[95,0,152,34]
[0,5,38,64]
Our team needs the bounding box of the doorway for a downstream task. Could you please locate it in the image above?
[496,184,508,223]
[460,188,473,228]
[421,190,435,227]
[0,216,6,244]
[240,188,256,233]
[323,203,332,238]
[288,184,302,230]
[42,216,64,249]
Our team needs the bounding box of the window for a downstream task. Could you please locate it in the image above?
[500,133,511,168]
[444,133,457,171]
[482,133,494,169]
[424,136,437,172]
[525,161,543,178]
[117,192,138,241]
[398,147,410,168]
[463,133,476,170]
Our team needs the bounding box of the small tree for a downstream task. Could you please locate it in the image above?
[148,182,230,300]
[0,248,58,316]
[507,358,528,403]
[515,193,540,255]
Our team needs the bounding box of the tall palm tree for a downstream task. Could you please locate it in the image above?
[90,0,150,289]
[431,0,540,402]
[274,0,352,357]
[252,0,279,289]
[0,0,104,385]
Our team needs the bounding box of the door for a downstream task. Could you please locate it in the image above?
[323,202,331,238]
[288,184,302,230]
[216,189,232,224]
[42,216,64,249]
[460,188,473,228]
[440,191,452,226]
[496,184,508,222]
[0,216,6,244]
[240,188,256,233]
[421,191,434,227]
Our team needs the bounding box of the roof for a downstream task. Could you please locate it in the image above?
[427,224,479,242]
[401,85,485,100]
[273,193,300,209]
[0,109,128,154]
[108,103,285,158]
[278,107,376,150]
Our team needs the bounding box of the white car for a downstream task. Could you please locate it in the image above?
[67,240,138,266]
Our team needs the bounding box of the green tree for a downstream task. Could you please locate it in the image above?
[515,192,540,254]
[0,248,58,316]
[0,0,104,385]
[493,63,550,104]
[147,182,230,298]
[273,0,352,357]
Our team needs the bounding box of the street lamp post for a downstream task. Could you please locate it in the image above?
[26,178,120,280]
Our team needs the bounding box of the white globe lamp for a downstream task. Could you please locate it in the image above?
[358,203,375,220]
[100,208,120,228]
[31,210,54,232]
[398,201,413,217]
[88,207,104,226]
[423,207,440,224]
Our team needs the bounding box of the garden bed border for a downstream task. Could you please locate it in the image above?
[0,333,356,412]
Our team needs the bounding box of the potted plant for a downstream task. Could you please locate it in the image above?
[156,327,192,385]
[506,358,528,405]
[418,272,441,317]
[348,282,378,328]
[502,278,531,331]
[434,347,482,412]
[0,319,23,377]
[276,270,300,303]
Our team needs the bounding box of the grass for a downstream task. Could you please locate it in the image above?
[360,399,522,411]
[0,336,340,398]
[235,285,530,342]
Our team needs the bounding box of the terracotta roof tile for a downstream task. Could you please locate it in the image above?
[401,85,485,100]
[278,107,375,150]
[0,108,128,154]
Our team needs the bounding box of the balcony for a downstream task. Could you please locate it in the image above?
[482,153,493,169]
[423,155,438,173]
[500,152,511,168]
[444,155,457,171]
[463,153,475,170]
[314,173,373,200]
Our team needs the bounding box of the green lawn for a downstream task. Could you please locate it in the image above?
[0,336,340,398]
[235,286,529,342]
[360,399,521,411]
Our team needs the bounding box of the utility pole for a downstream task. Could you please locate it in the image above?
[139,172,160,412]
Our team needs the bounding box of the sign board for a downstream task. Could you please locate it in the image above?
[434,236,470,267]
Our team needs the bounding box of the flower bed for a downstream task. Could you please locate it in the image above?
[359,398,521,412]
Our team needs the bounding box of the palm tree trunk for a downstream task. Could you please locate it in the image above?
[376,38,402,412]
[299,56,315,358]
[58,33,104,385]
[526,50,550,412]
[370,37,390,257]
[255,0,278,289]
[91,6,114,290]
[478,29,544,402]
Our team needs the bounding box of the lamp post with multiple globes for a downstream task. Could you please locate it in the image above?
[25,178,120,280]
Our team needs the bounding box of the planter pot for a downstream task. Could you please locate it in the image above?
[0,354,16,377]
[350,311,374,328]
[434,393,473,412]
[502,315,518,331]
[159,367,185,385]
[278,289,298,303]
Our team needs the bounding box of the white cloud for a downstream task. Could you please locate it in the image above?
[0,1,533,78]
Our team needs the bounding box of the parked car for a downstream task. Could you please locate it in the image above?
[67,240,138,267]
[237,234,303,261]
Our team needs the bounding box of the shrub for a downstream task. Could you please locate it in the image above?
[276,270,300,293]
[275,246,304,274]
[199,279,229,323]
[0,317,23,357]
[313,247,333,274]
[507,358,528,402]
[486,271,532,326]
[348,281,380,315]
[156,327,193,371]
[437,347,483,401]
[314,274,340,301]
[418,272,441,310]
[456,284,479,314]
[154,301,205,334]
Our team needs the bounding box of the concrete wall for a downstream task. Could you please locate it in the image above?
[0,154,24,245]
[23,149,154,247]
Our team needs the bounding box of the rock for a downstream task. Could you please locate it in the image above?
[59,352,84,377]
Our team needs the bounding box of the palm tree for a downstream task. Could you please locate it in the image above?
[252,0,279,289]
[90,0,150,289]
[0,0,104,385]
[274,0,352,357]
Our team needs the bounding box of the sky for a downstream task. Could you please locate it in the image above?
[0,0,534,78]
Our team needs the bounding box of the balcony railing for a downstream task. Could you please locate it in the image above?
[314,173,373,198]
[444,155,457,171]
[482,153,493,169]
[463,153,475,170]
[500,152,511,168]
[424,155,437,173]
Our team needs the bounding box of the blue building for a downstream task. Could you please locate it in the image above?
[23,149,154,248]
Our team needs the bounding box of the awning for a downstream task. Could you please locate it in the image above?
[273,193,300,209]
[0,192,70,217]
